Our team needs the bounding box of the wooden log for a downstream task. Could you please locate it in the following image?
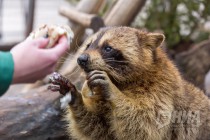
[59,7,96,27]
[76,0,105,14]
[0,65,87,140]
[66,0,105,52]
[59,7,104,32]
[104,0,146,26]
[0,86,69,140]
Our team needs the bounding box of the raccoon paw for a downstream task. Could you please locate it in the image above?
[48,72,78,105]
[87,70,112,98]
[48,72,71,95]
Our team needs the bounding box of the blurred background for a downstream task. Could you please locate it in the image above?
[0,0,68,45]
[0,0,210,140]
[1,0,209,96]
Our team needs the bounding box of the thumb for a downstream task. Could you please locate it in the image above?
[33,38,49,49]
[47,36,69,57]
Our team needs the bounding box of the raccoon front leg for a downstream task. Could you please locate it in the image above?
[86,70,122,101]
[87,70,113,100]
[48,72,81,105]
[87,70,165,140]
[48,72,114,140]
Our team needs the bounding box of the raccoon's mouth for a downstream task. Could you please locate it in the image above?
[79,64,102,73]
[77,62,93,73]
[82,66,92,73]
[77,54,94,73]
[77,54,103,73]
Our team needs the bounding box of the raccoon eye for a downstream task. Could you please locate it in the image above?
[103,45,113,53]
[85,43,91,50]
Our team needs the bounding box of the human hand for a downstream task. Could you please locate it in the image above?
[10,36,69,83]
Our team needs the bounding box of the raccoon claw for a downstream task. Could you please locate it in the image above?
[48,85,60,92]
[48,72,76,95]
[49,72,69,86]
[87,70,111,98]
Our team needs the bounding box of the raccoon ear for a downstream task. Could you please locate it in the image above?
[146,33,165,49]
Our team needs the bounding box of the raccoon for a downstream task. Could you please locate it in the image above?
[49,27,210,140]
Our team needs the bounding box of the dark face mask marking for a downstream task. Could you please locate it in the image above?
[84,27,128,73]
[101,45,127,68]
[86,29,108,50]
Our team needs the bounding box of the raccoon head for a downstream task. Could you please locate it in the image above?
[77,27,165,85]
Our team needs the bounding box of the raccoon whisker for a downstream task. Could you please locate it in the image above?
[103,66,119,82]
[113,71,125,81]
[57,58,76,64]
[111,73,122,83]
[64,51,76,57]
[90,62,125,82]
[58,58,71,63]
[56,60,70,65]
[58,55,75,63]
[63,53,75,58]
[103,58,118,61]
[104,60,128,64]
[105,64,121,73]
[103,58,128,63]
[103,58,114,60]
[91,64,118,79]
[111,72,124,83]
[105,65,124,82]
[90,64,121,82]
[56,61,65,65]
[58,58,73,63]
[75,36,81,50]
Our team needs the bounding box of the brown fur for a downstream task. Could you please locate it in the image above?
[65,27,210,140]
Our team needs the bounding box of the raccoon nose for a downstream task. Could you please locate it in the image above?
[77,53,89,67]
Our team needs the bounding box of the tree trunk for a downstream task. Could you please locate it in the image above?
[104,0,146,26]
[0,86,69,140]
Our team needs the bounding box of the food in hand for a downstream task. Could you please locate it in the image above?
[27,24,74,48]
